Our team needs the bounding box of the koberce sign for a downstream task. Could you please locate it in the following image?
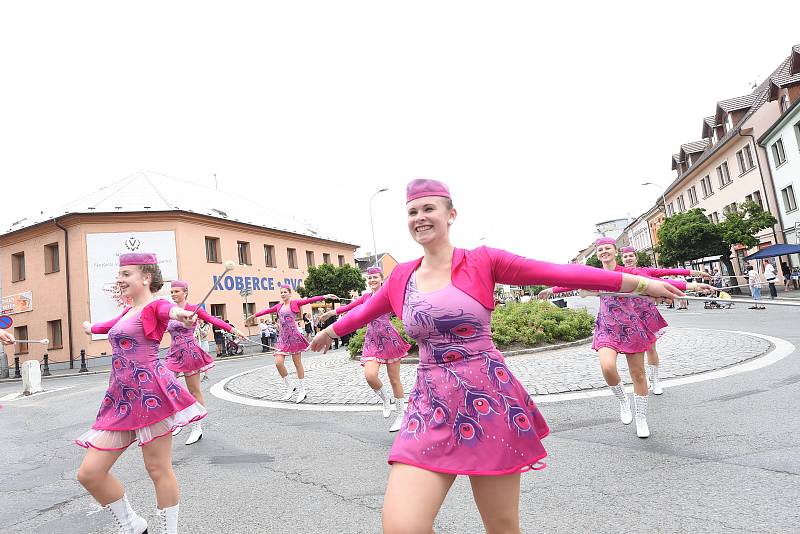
[212,275,303,292]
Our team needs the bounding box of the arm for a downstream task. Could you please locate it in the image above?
[89,308,130,334]
[334,293,370,315]
[191,305,233,331]
[330,286,392,337]
[637,267,691,278]
[255,303,281,318]
[294,295,327,307]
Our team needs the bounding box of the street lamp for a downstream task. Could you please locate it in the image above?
[642,182,668,217]
[369,188,388,267]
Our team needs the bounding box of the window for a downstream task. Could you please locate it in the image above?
[782,185,797,212]
[687,186,698,206]
[237,241,251,265]
[47,320,63,349]
[743,145,755,169]
[712,129,719,144]
[264,245,276,267]
[676,195,686,212]
[725,113,734,132]
[717,162,732,187]
[707,212,720,224]
[12,252,25,282]
[210,304,227,322]
[242,303,256,325]
[666,203,675,216]
[795,121,800,150]
[781,94,791,112]
[723,202,738,215]
[287,248,298,269]
[205,237,220,263]
[44,243,60,274]
[306,251,315,268]
[736,145,755,174]
[14,326,28,354]
[338,255,345,267]
[745,191,763,209]
[323,253,331,265]
[772,139,787,166]
[700,175,714,197]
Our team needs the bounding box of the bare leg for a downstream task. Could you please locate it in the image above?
[291,353,304,379]
[597,347,621,386]
[183,373,205,406]
[275,354,288,378]
[470,473,521,534]
[141,434,179,509]
[364,360,383,391]
[77,448,126,505]
[626,352,648,396]
[383,463,455,534]
[386,361,404,399]
[646,343,659,366]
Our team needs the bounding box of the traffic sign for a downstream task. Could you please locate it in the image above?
[0,315,12,329]
[239,289,253,297]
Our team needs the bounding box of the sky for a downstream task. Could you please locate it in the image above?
[1,1,799,264]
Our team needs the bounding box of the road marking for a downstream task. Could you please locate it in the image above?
[210,329,794,411]
[0,385,75,402]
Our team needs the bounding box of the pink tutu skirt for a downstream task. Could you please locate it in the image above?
[592,296,658,354]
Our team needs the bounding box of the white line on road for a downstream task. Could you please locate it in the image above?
[0,385,76,402]
[210,329,795,411]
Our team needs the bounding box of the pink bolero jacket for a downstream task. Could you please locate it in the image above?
[91,299,174,342]
[331,246,626,337]
[254,295,327,317]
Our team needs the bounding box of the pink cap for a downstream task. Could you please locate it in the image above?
[594,237,616,246]
[620,246,636,254]
[119,252,158,266]
[406,179,451,203]
[171,280,189,289]
[366,267,383,275]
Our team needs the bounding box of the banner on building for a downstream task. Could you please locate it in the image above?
[86,231,178,340]
[1,291,33,315]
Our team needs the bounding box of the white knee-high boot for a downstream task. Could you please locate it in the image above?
[610,383,632,425]
[281,376,296,400]
[184,421,203,445]
[634,394,650,438]
[373,386,392,418]
[156,503,179,534]
[104,494,148,534]
[295,378,307,403]
[389,397,405,432]
[648,364,663,395]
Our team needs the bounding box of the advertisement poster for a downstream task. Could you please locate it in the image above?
[86,231,177,340]
[0,291,33,315]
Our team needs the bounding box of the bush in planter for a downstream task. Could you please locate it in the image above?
[347,317,418,359]
[490,300,594,349]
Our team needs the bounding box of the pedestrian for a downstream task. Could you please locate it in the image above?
[793,267,800,290]
[302,313,314,341]
[318,267,411,432]
[76,253,205,534]
[310,179,681,533]
[764,259,778,298]
[213,326,226,357]
[748,265,766,309]
[267,319,278,346]
[253,287,338,403]
[712,268,723,289]
[540,239,707,437]
[194,319,211,353]
[781,261,791,291]
[167,280,245,445]
[258,318,270,351]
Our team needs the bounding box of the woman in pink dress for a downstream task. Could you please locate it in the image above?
[540,239,712,438]
[254,286,338,403]
[310,179,682,533]
[167,280,245,445]
[318,266,411,432]
[75,253,204,534]
[619,246,711,395]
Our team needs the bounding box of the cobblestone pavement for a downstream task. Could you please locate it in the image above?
[225,327,772,404]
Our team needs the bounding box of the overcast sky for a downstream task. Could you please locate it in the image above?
[1,2,798,264]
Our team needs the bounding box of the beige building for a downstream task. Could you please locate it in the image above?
[0,172,358,369]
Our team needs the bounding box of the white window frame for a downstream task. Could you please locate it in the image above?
[782,185,797,212]
[772,138,787,166]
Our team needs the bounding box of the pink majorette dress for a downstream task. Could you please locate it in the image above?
[165,303,232,376]
[255,296,327,354]
[75,300,207,450]
[616,266,690,339]
[391,275,548,475]
[335,292,411,364]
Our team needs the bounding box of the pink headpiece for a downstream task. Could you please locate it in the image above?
[620,246,636,254]
[366,267,383,275]
[594,237,616,246]
[119,252,158,266]
[406,179,451,203]
[171,280,189,289]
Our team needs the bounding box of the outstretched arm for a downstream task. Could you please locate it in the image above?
[333,293,370,315]
[191,305,233,331]
[255,303,281,318]
[88,308,130,334]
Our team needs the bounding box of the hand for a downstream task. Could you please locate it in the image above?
[232,328,247,340]
[82,321,93,335]
[319,310,335,322]
[578,289,599,298]
[324,294,339,301]
[642,279,684,301]
[537,289,552,300]
[695,270,712,279]
[0,330,14,345]
[310,331,333,354]
[694,283,716,294]
[173,308,196,328]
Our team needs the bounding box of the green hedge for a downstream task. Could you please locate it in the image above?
[347,301,593,357]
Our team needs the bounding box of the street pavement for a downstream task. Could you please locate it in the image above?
[1,303,799,533]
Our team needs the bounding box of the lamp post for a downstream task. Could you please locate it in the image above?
[369,188,388,267]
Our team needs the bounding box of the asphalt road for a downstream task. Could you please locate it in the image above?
[1,303,798,533]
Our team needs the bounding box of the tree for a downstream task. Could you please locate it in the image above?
[585,255,602,268]
[718,200,777,250]
[635,251,653,267]
[297,264,367,300]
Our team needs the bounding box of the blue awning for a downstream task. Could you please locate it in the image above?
[744,243,800,260]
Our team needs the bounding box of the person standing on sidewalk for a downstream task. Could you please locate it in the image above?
[763,260,778,298]
[748,265,766,309]
[258,319,270,351]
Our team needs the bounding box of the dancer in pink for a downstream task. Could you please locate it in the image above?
[619,246,711,395]
[167,280,245,445]
[254,286,338,403]
[310,179,682,533]
[75,253,204,534]
[319,266,411,432]
[540,239,712,438]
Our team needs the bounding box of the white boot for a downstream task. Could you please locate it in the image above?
[373,387,392,418]
[156,503,179,534]
[634,394,650,438]
[184,422,203,445]
[171,425,183,437]
[295,378,307,403]
[389,397,405,432]
[105,494,148,534]
[281,376,296,401]
[610,383,632,425]
[648,365,663,395]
